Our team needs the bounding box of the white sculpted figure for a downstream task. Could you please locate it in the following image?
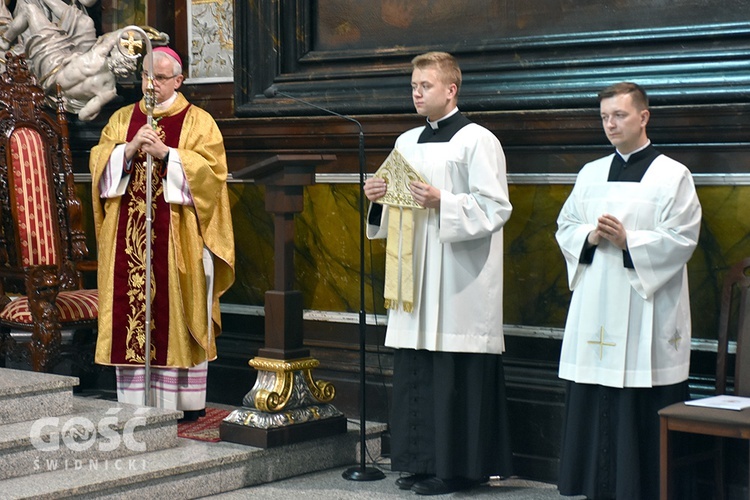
[0,0,138,120]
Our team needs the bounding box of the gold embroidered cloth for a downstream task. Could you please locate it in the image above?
[373,148,426,312]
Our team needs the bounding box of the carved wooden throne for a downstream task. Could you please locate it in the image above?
[0,54,97,372]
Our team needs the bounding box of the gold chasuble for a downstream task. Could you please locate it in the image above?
[91,93,235,369]
[373,148,426,312]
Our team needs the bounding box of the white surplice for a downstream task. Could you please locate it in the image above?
[556,154,702,388]
[368,117,513,354]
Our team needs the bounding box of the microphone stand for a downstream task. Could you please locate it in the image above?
[264,88,384,481]
[343,123,386,482]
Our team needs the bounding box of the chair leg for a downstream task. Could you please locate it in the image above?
[26,266,62,372]
[715,436,725,500]
[660,416,671,500]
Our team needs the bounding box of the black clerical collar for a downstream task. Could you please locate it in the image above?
[608,144,661,182]
[427,107,459,129]
[417,112,472,144]
[616,141,651,162]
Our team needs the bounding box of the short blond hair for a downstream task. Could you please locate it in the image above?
[411,51,462,92]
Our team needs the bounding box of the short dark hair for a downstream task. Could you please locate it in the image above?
[411,51,462,93]
[597,82,649,110]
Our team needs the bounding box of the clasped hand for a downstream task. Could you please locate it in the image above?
[588,213,627,250]
[125,124,168,161]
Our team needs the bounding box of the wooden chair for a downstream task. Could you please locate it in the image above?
[0,53,97,373]
[659,256,750,500]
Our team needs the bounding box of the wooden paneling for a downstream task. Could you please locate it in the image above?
[212,103,750,177]
[69,102,750,177]
[234,0,750,117]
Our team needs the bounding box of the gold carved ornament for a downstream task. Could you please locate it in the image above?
[248,357,336,412]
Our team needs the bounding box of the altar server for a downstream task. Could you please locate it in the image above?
[556,81,702,500]
[364,51,513,496]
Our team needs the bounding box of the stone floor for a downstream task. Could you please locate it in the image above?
[205,461,582,500]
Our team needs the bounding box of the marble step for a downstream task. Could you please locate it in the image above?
[0,421,382,499]
[0,368,78,425]
[0,397,180,481]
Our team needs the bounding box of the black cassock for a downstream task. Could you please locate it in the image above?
[390,349,514,481]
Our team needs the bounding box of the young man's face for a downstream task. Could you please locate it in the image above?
[411,66,457,121]
[599,92,650,154]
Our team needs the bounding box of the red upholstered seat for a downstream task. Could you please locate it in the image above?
[0,289,98,327]
[0,54,98,372]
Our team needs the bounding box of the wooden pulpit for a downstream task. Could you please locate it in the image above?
[220,154,347,448]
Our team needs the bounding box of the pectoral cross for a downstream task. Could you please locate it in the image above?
[588,326,616,360]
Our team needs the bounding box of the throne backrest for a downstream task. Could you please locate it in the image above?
[8,125,60,267]
[0,54,89,293]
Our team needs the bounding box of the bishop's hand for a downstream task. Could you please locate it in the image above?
[125,124,169,161]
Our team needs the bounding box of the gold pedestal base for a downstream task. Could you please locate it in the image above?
[219,356,346,448]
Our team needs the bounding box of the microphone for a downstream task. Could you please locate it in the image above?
[263,85,363,132]
[264,85,383,482]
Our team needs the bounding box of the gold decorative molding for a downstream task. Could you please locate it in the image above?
[248,356,320,372]
[248,356,336,412]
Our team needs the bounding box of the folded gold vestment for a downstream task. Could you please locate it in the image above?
[373,148,426,312]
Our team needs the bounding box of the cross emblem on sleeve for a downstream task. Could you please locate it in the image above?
[668,330,682,351]
[588,326,617,360]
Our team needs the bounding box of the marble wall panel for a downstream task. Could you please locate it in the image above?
[504,183,750,340]
[79,180,750,342]
[504,184,572,329]
[226,183,387,314]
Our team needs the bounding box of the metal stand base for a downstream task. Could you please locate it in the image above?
[342,465,386,481]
